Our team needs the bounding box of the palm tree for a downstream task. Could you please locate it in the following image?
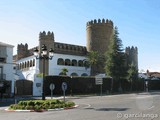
[60,68,68,76]
[86,51,103,75]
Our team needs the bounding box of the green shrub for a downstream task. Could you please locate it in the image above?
[25,105,34,110]
[9,99,75,110]
[49,104,55,109]
[65,101,75,107]
[34,105,42,111]
[9,104,21,110]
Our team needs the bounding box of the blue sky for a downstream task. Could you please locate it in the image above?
[0,0,160,72]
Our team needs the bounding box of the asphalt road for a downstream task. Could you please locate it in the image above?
[0,92,160,120]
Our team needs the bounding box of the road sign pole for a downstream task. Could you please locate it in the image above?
[100,84,102,97]
[49,83,55,99]
[63,90,65,102]
[62,82,67,103]
[51,90,53,99]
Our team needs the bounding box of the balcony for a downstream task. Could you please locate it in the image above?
[0,74,6,80]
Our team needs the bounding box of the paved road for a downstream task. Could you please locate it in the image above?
[0,92,160,120]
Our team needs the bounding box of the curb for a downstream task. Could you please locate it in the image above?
[5,105,79,112]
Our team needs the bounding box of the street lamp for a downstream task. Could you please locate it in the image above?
[34,44,54,100]
[0,82,4,99]
[70,76,73,96]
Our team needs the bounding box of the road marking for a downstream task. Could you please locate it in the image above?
[148,105,155,110]
[78,103,91,109]
[83,104,91,109]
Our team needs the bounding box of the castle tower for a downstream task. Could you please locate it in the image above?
[39,31,54,51]
[39,31,55,75]
[86,19,113,53]
[86,19,114,75]
[125,46,138,70]
[17,43,29,60]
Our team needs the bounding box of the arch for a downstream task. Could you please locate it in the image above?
[33,59,35,66]
[78,60,83,67]
[57,44,60,48]
[55,44,58,48]
[66,45,68,50]
[27,61,30,68]
[74,47,76,51]
[24,62,27,68]
[59,45,62,49]
[19,63,22,69]
[59,72,67,76]
[30,60,33,67]
[65,59,71,66]
[70,73,78,76]
[17,64,20,70]
[63,45,66,49]
[22,63,25,69]
[83,60,90,68]
[81,73,88,76]
[57,58,64,65]
[70,46,72,50]
[71,59,77,66]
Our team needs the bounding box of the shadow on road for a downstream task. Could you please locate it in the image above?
[84,107,129,111]
[95,108,129,111]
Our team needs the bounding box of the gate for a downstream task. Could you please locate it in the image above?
[15,80,33,96]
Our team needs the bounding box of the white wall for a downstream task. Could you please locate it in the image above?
[0,46,14,94]
[16,53,91,96]
[49,53,90,76]
[16,56,37,81]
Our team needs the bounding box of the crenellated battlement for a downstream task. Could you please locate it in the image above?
[125,46,138,54]
[17,43,29,60]
[86,18,113,27]
[17,43,28,50]
[125,46,138,70]
[39,31,54,40]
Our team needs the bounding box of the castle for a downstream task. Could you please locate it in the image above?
[14,18,138,79]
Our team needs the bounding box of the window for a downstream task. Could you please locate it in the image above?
[70,73,78,76]
[78,60,83,67]
[57,58,64,65]
[27,61,29,68]
[30,60,33,67]
[72,59,77,66]
[33,59,35,66]
[81,73,88,76]
[65,59,71,66]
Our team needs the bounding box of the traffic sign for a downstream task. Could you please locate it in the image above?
[62,82,67,91]
[95,76,103,85]
[49,83,55,91]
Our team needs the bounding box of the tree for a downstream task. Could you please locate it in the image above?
[60,68,68,76]
[127,63,138,91]
[86,51,105,75]
[105,27,127,92]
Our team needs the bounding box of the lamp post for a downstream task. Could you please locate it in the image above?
[0,82,4,99]
[70,76,73,96]
[34,44,54,100]
[145,80,148,92]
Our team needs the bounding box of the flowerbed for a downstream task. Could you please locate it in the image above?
[8,99,75,111]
